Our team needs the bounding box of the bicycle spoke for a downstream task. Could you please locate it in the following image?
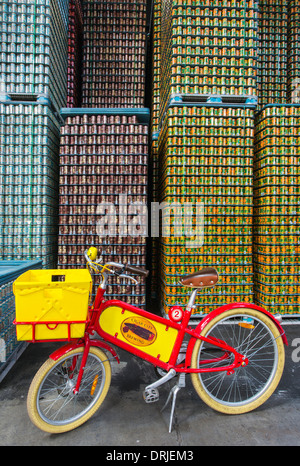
[196,313,279,407]
[36,351,108,425]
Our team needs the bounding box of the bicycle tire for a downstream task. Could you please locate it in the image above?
[27,346,111,433]
[191,308,285,415]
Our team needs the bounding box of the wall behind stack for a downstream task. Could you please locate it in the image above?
[81,0,147,108]
[0,0,69,268]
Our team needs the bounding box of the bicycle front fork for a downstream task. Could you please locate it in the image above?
[73,335,91,394]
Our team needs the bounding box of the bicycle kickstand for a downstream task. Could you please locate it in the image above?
[161,373,186,433]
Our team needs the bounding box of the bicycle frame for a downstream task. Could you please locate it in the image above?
[95,294,246,374]
[50,285,247,382]
[49,260,287,396]
[22,253,288,434]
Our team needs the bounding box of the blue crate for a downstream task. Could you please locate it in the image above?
[0,259,42,382]
[0,260,43,287]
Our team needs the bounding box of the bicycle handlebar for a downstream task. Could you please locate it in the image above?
[124,264,149,277]
[84,250,149,279]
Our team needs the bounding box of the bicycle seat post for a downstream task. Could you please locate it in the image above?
[186,289,198,313]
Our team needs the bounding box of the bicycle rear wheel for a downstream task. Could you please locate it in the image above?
[27,346,111,433]
[191,308,285,414]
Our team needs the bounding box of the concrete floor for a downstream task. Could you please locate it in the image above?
[1,324,300,447]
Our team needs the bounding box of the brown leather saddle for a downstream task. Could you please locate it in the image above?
[179,267,219,289]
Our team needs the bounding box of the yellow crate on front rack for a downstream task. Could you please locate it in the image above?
[14,269,92,342]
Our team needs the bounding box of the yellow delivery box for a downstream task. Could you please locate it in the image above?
[14,269,92,341]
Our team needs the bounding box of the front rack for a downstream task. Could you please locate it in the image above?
[13,318,90,343]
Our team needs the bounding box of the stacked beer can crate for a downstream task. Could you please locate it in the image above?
[0,0,69,268]
[254,0,300,316]
[257,0,300,107]
[81,0,147,108]
[159,0,258,122]
[157,104,256,316]
[287,0,300,103]
[57,0,149,308]
[0,260,42,382]
[257,0,289,108]
[154,0,258,316]
[151,0,161,136]
[0,102,61,268]
[150,0,161,300]
[253,105,300,315]
[0,0,68,112]
[67,0,83,107]
[57,109,149,307]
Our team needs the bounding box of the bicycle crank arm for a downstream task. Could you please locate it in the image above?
[143,369,176,403]
[146,368,176,391]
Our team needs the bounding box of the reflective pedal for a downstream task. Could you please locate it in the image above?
[143,387,159,403]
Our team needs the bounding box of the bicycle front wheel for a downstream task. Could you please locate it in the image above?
[191,308,285,415]
[27,346,111,433]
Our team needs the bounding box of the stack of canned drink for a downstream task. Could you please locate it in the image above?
[0,280,17,368]
[287,0,300,103]
[81,0,147,108]
[0,0,69,113]
[151,0,161,136]
[257,0,300,107]
[150,0,300,316]
[0,102,61,268]
[0,0,69,267]
[254,104,300,315]
[67,0,83,108]
[150,0,161,300]
[159,0,258,121]
[257,0,289,108]
[57,109,149,307]
[157,104,255,316]
[0,260,42,381]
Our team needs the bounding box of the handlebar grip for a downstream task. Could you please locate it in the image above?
[125,265,149,277]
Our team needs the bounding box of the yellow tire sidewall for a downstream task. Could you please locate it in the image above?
[27,346,111,434]
[191,308,285,415]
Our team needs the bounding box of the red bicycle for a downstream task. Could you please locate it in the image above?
[19,247,287,433]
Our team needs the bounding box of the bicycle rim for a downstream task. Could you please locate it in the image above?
[36,350,108,427]
[191,310,284,412]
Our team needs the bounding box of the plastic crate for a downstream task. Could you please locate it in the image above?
[0,259,42,382]
[14,269,92,342]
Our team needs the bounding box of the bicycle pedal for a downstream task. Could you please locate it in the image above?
[143,387,159,403]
